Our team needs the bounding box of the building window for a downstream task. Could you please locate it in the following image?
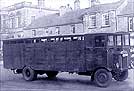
[11,18,15,28]
[89,15,96,28]
[46,30,49,34]
[18,16,21,27]
[6,20,10,28]
[3,20,6,28]
[16,11,21,27]
[129,17,133,32]
[71,25,75,33]
[9,19,12,28]
[91,15,96,27]
[31,16,35,22]
[12,18,16,28]
[50,30,53,34]
[102,13,110,26]
[44,28,48,35]
[32,30,36,36]
[56,27,60,34]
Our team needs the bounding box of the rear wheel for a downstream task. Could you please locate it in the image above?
[113,70,128,81]
[94,69,112,87]
[22,67,37,81]
[46,71,58,78]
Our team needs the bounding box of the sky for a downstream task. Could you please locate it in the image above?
[0,0,120,9]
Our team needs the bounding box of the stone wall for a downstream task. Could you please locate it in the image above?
[24,23,84,38]
[84,10,117,33]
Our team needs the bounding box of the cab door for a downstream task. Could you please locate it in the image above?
[85,35,107,71]
[93,35,107,68]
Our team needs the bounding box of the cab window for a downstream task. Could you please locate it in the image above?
[108,36,114,46]
[124,35,129,46]
[95,36,105,47]
[116,35,122,46]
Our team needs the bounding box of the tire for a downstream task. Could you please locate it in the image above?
[46,71,58,78]
[94,69,112,87]
[113,70,128,81]
[22,67,37,81]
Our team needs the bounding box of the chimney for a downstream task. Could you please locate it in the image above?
[66,4,72,12]
[59,6,66,16]
[38,0,45,8]
[59,4,72,16]
[89,0,100,7]
[74,0,80,10]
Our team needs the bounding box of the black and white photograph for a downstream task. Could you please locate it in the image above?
[0,0,134,91]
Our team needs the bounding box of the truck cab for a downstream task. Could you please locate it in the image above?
[107,33,130,81]
[85,32,130,87]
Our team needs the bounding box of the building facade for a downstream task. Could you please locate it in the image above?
[0,10,8,59]
[0,0,59,58]
[0,0,58,39]
[25,0,134,44]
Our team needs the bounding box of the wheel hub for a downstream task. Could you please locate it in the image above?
[98,73,108,83]
[26,69,30,77]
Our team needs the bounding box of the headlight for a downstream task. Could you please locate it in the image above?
[120,50,128,57]
[122,54,128,57]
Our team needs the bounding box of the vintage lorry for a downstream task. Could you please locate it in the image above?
[3,32,131,87]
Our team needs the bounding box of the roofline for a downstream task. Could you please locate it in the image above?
[117,13,134,17]
[6,6,59,12]
[85,0,125,9]
[24,21,83,30]
[1,1,58,12]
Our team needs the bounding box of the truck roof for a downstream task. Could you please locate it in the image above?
[2,32,129,41]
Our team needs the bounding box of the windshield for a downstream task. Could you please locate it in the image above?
[107,34,130,46]
[108,36,114,46]
[116,34,130,46]
[124,35,129,46]
[116,35,122,46]
[95,36,105,47]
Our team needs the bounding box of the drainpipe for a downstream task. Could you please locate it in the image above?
[115,10,118,32]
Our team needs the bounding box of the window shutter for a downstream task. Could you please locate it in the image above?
[102,14,105,26]
[16,17,19,28]
[129,17,133,31]
[133,18,134,31]
[109,11,116,24]
[88,15,91,28]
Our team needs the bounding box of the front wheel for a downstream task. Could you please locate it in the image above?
[113,70,128,81]
[94,69,112,87]
[22,67,37,81]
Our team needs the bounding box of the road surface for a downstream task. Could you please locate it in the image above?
[0,63,134,91]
